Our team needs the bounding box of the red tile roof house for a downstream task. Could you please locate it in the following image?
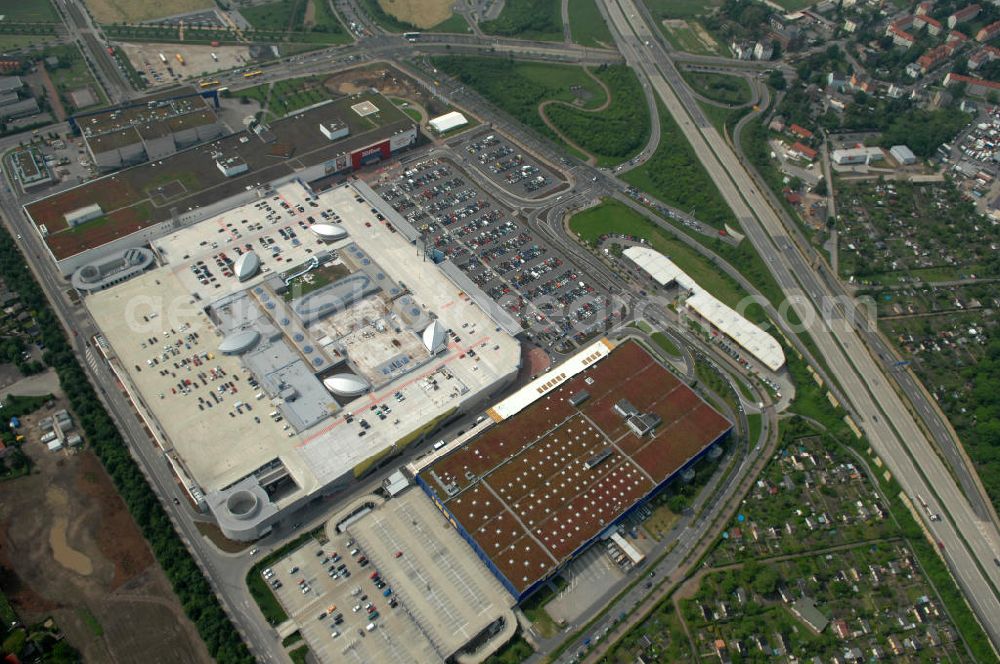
[789,123,814,139]
[945,71,1000,96]
[977,20,1000,42]
[948,3,981,29]
[790,142,818,161]
[915,15,943,35]
[887,23,917,47]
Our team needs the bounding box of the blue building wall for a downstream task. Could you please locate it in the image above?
[418,426,732,603]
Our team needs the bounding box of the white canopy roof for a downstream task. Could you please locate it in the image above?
[429,111,468,133]
[310,223,348,241]
[323,373,370,398]
[234,251,260,281]
[624,246,785,371]
[422,320,447,353]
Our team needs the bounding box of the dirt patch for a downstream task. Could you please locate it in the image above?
[0,430,210,663]
[82,0,214,24]
[689,21,718,49]
[377,0,453,29]
[48,485,94,576]
[322,64,453,117]
[303,0,316,27]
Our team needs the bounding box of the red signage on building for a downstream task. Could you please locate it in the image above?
[351,140,391,170]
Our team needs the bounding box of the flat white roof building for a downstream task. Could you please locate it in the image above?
[429,111,468,134]
[87,181,521,540]
[625,246,785,371]
[832,146,885,165]
[890,144,917,165]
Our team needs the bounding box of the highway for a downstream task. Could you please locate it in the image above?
[601,0,1000,649]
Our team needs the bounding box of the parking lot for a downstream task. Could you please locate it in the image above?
[370,155,615,352]
[547,546,626,625]
[453,131,563,199]
[154,181,339,301]
[266,490,516,663]
[262,522,439,663]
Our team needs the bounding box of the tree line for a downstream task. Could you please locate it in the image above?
[0,230,254,662]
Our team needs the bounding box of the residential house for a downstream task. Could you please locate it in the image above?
[827,71,849,91]
[944,71,1000,95]
[731,41,754,59]
[968,46,1000,71]
[791,597,829,634]
[887,23,917,46]
[844,18,859,32]
[977,19,1000,41]
[832,619,851,639]
[914,14,943,34]
[917,44,951,72]
[915,1,934,15]
[948,3,981,28]
[790,141,818,161]
[754,41,774,60]
[790,123,814,139]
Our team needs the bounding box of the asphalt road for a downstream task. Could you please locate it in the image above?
[602,0,1000,649]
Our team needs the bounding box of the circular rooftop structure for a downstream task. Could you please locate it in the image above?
[234,251,260,281]
[311,223,348,241]
[323,374,370,398]
[219,329,260,355]
[225,490,260,520]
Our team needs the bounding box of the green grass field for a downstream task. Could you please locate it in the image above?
[644,0,720,20]
[427,13,470,32]
[651,331,681,357]
[569,199,752,312]
[0,0,59,22]
[44,44,108,109]
[568,0,613,47]
[660,21,720,55]
[697,100,749,137]
[681,71,752,105]
[240,0,349,43]
[480,0,563,41]
[0,34,56,51]
[432,57,605,145]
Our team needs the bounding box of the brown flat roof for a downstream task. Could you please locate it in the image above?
[28,92,413,261]
[419,341,732,594]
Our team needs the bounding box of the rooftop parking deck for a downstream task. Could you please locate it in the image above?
[86,181,520,524]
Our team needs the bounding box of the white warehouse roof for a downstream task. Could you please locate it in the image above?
[429,111,468,134]
[624,246,785,371]
[486,337,615,421]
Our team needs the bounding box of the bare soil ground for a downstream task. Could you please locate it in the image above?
[83,0,214,24]
[322,64,452,116]
[377,0,454,28]
[0,415,211,664]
